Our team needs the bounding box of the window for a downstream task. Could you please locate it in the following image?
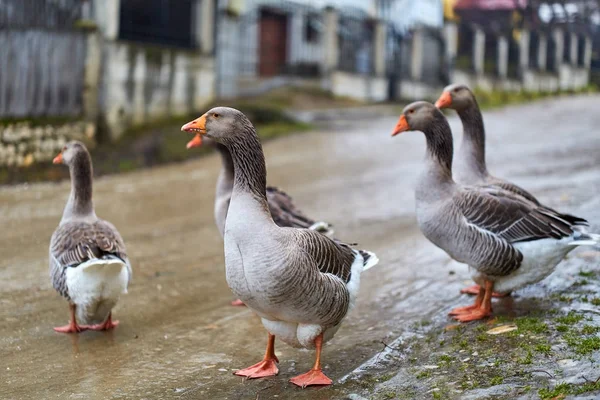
[304,13,321,43]
[119,0,196,49]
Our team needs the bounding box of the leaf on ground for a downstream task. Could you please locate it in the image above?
[486,324,518,335]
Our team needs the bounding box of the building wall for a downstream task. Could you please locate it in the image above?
[99,41,215,140]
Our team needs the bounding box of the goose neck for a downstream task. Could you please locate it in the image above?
[62,151,95,222]
[456,103,488,177]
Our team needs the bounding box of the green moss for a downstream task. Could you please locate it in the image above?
[539,380,600,399]
[556,312,584,325]
[556,324,570,333]
[590,297,600,306]
[534,343,552,355]
[539,382,571,399]
[578,270,595,278]
[489,376,504,386]
[515,316,549,334]
[565,334,600,355]
[581,325,600,335]
[518,350,533,365]
[416,370,432,379]
[573,279,590,287]
[438,355,453,364]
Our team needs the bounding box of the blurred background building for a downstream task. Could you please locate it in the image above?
[0,0,599,168]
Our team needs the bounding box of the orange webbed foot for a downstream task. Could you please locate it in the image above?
[234,357,279,379]
[53,324,88,334]
[289,369,333,388]
[452,309,492,322]
[86,319,119,331]
[448,304,480,315]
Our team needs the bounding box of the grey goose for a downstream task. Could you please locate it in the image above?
[187,135,334,308]
[181,108,379,387]
[392,102,598,322]
[50,141,132,333]
[435,84,589,298]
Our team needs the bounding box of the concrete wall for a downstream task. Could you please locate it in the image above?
[330,71,387,102]
[90,0,216,140]
[100,42,215,140]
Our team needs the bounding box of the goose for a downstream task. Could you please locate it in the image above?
[435,84,589,297]
[391,101,599,322]
[187,136,334,306]
[181,108,379,387]
[50,141,131,333]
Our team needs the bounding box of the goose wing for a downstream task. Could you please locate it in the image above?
[267,186,317,229]
[50,220,130,298]
[452,186,575,276]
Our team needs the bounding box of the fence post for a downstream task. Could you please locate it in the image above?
[374,20,386,77]
[83,31,102,124]
[583,36,592,69]
[537,33,547,72]
[472,26,485,76]
[552,28,564,70]
[196,0,215,54]
[443,22,458,81]
[322,7,339,75]
[410,29,423,81]
[569,32,578,66]
[497,35,508,78]
[519,29,530,73]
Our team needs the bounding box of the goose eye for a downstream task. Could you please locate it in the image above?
[454,88,459,93]
[408,109,415,114]
[213,113,220,118]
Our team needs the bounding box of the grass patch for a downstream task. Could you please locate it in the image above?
[556,312,584,325]
[515,316,549,334]
[539,380,600,399]
[489,376,504,386]
[564,334,600,355]
[591,297,600,306]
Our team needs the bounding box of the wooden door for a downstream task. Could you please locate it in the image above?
[259,10,288,77]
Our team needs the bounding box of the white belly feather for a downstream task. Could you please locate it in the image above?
[66,258,129,324]
[471,237,576,293]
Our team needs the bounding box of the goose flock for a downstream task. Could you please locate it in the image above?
[48,84,598,388]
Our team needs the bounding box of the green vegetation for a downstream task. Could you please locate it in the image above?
[472,84,598,111]
[556,312,584,325]
[539,380,600,399]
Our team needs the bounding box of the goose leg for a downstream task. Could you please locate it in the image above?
[230,299,246,307]
[453,280,494,322]
[449,286,484,315]
[289,333,333,388]
[460,284,510,298]
[54,304,88,333]
[234,333,279,378]
[86,312,120,331]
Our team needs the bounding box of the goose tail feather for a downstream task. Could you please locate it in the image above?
[568,231,600,247]
[359,250,380,271]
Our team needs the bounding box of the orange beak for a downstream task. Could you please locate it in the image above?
[52,152,63,164]
[391,115,410,136]
[181,114,207,150]
[435,91,452,109]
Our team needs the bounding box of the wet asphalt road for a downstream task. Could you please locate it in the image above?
[1,95,599,400]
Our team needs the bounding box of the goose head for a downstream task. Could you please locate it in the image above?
[435,83,475,111]
[181,107,249,148]
[53,141,88,166]
[392,101,441,136]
